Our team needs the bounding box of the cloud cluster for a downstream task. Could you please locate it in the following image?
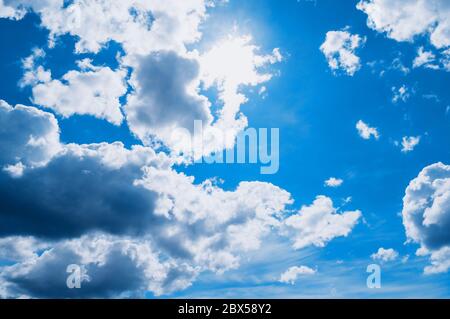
[324,177,344,188]
[401,136,421,153]
[279,266,316,285]
[357,0,450,49]
[31,61,128,125]
[11,1,282,159]
[356,120,380,140]
[402,163,450,274]
[358,0,450,72]
[282,196,361,250]
[125,51,212,148]
[0,101,363,297]
[0,0,367,298]
[392,85,410,103]
[0,0,209,54]
[371,248,399,262]
[0,100,61,176]
[320,29,365,76]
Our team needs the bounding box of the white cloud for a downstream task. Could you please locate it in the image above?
[3,101,357,297]
[3,1,283,158]
[356,120,380,140]
[357,0,450,49]
[424,247,450,275]
[402,162,450,274]
[279,266,316,285]
[325,177,344,188]
[0,100,61,174]
[30,63,128,125]
[320,29,365,76]
[0,102,366,297]
[282,196,361,250]
[413,47,438,69]
[125,51,212,150]
[0,0,210,55]
[401,136,421,153]
[442,49,450,71]
[0,1,367,298]
[0,237,47,262]
[197,35,283,155]
[371,247,399,262]
[392,85,411,103]
[125,36,282,157]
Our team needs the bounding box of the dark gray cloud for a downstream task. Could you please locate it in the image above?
[0,100,60,169]
[0,149,158,239]
[125,51,212,143]
[3,238,160,298]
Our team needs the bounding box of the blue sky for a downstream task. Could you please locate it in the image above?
[0,0,449,298]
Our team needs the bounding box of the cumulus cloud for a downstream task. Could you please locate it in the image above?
[1,236,184,298]
[125,51,212,148]
[402,162,450,274]
[371,248,399,262]
[0,102,325,297]
[0,0,209,55]
[0,100,61,176]
[125,36,282,157]
[357,0,450,49]
[320,29,365,76]
[30,61,128,125]
[0,1,364,298]
[279,266,316,285]
[401,136,421,153]
[3,1,282,158]
[282,196,362,250]
[324,177,344,188]
[0,102,364,297]
[356,120,380,140]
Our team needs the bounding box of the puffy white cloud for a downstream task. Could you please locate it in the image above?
[4,1,282,158]
[30,62,128,125]
[357,0,450,49]
[0,0,364,297]
[423,247,450,275]
[279,265,316,285]
[371,248,399,262]
[0,100,60,176]
[138,168,294,265]
[197,35,283,153]
[0,0,209,55]
[0,0,61,20]
[324,177,344,188]
[402,162,450,274]
[320,29,365,76]
[2,102,340,297]
[282,196,362,250]
[401,136,421,153]
[356,120,380,140]
[19,48,51,87]
[0,102,364,297]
